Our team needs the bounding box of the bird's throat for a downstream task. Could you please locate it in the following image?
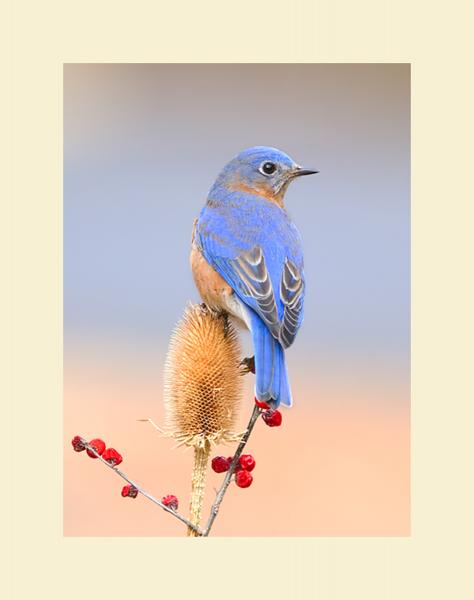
[227,180,286,208]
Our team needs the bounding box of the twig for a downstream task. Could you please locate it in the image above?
[137,418,165,434]
[79,438,203,536]
[201,404,262,537]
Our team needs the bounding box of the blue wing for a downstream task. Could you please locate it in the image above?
[196,194,305,348]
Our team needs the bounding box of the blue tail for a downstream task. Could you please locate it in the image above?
[251,313,292,408]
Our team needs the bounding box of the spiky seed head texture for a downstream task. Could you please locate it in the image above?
[164,304,243,448]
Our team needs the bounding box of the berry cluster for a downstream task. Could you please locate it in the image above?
[254,399,283,427]
[71,435,180,507]
[71,393,283,528]
[72,436,124,465]
[209,398,284,489]
[161,494,179,511]
[211,453,256,488]
[121,484,138,498]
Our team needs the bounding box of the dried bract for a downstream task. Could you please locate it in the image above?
[164,304,243,448]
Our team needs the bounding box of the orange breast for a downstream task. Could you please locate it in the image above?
[190,243,233,311]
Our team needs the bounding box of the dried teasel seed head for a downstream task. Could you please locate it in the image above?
[164,304,243,448]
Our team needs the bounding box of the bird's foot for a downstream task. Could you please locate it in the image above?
[240,356,255,375]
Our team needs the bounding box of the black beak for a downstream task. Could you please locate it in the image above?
[293,167,319,177]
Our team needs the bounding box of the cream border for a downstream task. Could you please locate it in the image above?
[8,1,473,598]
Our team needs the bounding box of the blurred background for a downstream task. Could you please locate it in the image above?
[64,64,410,536]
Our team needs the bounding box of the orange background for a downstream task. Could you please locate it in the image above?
[65,346,409,536]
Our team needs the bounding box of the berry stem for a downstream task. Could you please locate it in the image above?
[202,404,262,537]
[79,438,203,535]
[187,441,211,537]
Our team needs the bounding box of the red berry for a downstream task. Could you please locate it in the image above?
[211,456,231,473]
[226,457,242,472]
[102,448,123,466]
[262,409,282,427]
[162,495,179,510]
[239,454,256,472]
[86,438,106,458]
[121,484,138,498]
[255,398,271,409]
[235,470,253,488]
[71,435,86,452]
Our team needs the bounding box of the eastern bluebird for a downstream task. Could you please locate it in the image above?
[190,146,317,407]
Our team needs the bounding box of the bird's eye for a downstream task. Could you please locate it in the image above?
[259,161,277,176]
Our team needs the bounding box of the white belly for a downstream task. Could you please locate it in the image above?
[221,293,252,332]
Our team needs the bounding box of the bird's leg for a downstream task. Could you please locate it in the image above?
[220,311,231,337]
[240,355,255,374]
[200,304,253,372]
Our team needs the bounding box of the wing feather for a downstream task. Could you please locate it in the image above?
[231,246,280,338]
[279,258,304,348]
[196,209,305,347]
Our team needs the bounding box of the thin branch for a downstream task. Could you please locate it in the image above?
[202,404,262,537]
[79,438,203,536]
[137,418,165,434]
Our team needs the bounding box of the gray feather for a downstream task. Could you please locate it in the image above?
[279,258,304,348]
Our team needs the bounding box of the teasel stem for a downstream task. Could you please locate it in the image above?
[187,440,211,537]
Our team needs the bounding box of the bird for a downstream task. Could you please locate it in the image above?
[190,146,318,408]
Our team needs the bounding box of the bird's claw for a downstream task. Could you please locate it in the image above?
[240,356,255,375]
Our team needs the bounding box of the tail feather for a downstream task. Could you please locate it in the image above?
[276,344,292,407]
[251,313,292,408]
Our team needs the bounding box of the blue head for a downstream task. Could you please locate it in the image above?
[209,146,318,207]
